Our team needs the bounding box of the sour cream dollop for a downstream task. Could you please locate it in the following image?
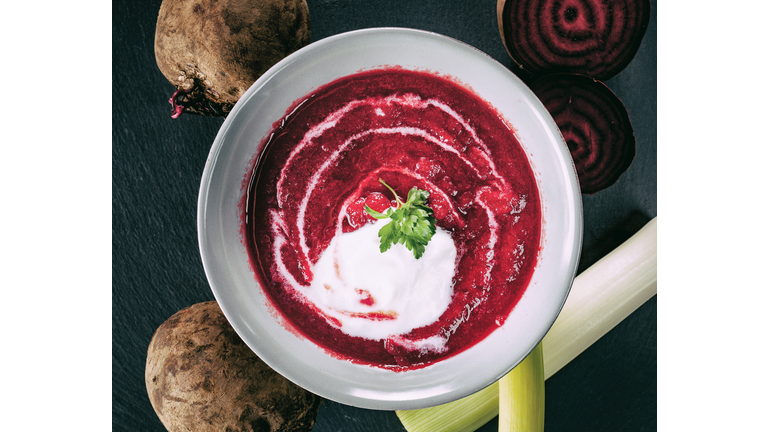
[304,217,456,340]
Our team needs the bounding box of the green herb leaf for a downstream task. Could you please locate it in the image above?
[364,179,438,259]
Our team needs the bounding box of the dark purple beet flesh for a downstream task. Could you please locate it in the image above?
[499,0,651,81]
[530,73,635,194]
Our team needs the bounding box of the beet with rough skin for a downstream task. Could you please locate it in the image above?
[529,74,635,194]
[497,0,650,81]
[145,301,322,431]
[154,0,311,118]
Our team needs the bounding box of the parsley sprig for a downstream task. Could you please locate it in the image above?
[364,179,437,259]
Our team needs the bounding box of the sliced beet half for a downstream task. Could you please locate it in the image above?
[497,0,651,81]
[530,73,635,194]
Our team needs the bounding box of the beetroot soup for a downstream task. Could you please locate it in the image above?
[243,69,541,370]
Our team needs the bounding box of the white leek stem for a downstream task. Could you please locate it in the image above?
[542,217,657,378]
[396,217,657,432]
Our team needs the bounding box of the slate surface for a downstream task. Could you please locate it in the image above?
[113,0,657,430]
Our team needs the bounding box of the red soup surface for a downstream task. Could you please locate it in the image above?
[243,68,541,371]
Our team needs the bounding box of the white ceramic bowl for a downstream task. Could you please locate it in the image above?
[198,28,582,410]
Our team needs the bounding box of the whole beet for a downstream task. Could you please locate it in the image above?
[145,301,322,431]
[154,0,311,118]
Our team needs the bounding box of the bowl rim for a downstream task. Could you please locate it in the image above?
[198,27,583,410]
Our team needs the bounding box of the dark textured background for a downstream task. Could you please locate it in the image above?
[113,0,657,430]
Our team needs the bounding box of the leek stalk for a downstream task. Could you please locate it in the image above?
[396,217,657,432]
[498,343,544,432]
[396,381,501,432]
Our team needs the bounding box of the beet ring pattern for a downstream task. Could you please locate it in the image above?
[530,74,635,194]
[499,0,651,80]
